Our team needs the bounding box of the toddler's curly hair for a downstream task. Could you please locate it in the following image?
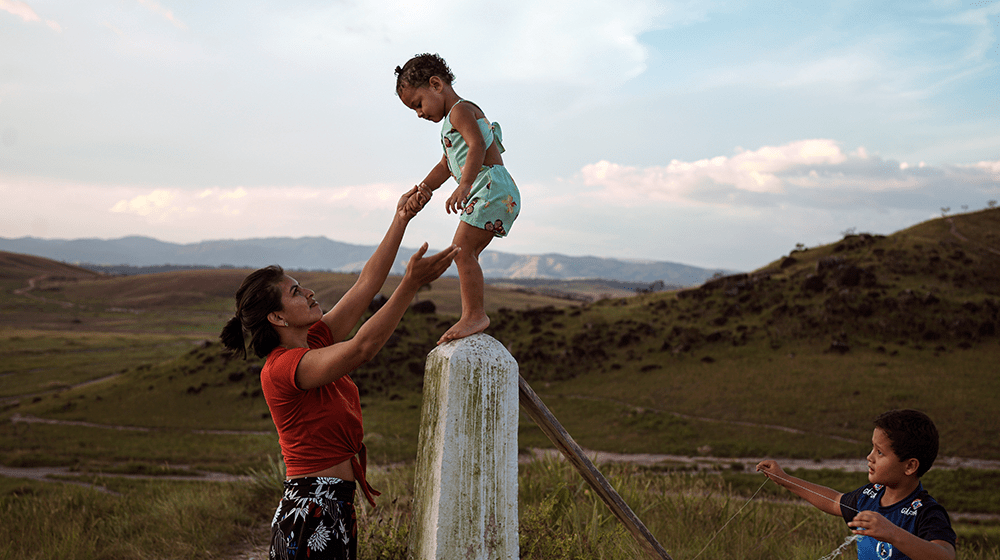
[395,53,455,94]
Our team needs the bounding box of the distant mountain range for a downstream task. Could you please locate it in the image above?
[0,236,733,285]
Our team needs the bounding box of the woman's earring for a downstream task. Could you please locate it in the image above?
[283,321,288,327]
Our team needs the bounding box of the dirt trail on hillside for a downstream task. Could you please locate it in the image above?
[554,393,864,445]
[8,412,273,435]
[948,216,1000,255]
[13,275,77,308]
[0,464,251,494]
[522,447,1000,472]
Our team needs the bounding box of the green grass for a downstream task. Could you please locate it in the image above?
[3,459,997,560]
[0,476,275,560]
[515,341,1000,460]
[0,421,279,474]
[0,328,206,398]
[1,208,998,556]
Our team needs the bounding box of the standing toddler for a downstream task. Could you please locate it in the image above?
[395,53,520,345]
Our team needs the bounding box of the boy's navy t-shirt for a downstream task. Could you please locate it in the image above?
[840,482,956,560]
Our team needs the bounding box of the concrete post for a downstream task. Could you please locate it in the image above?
[408,334,519,560]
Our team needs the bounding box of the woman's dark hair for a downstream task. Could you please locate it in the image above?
[874,409,939,477]
[219,265,286,359]
[395,53,454,94]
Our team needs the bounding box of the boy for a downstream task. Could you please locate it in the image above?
[757,409,956,560]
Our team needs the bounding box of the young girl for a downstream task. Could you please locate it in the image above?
[395,53,520,345]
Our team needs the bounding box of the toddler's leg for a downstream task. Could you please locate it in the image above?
[439,222,494,345]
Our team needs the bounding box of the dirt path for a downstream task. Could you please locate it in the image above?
[13,275,77,308]
[0,464,251,495]
[8,413,272,435]
[947,216,1000,256]
[556,393,863,445]
[522,447,1000,473]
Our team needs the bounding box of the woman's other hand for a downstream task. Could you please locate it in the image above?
[404,242,459,287]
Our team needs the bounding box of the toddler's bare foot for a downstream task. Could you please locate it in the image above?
[437,315,490,345]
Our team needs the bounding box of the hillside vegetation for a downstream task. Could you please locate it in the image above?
[1,209,998,558]
[3,210,998,459]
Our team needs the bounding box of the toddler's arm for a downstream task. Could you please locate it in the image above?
[419,154,450,194]
[756,460,843,516]
[444,103,489,215]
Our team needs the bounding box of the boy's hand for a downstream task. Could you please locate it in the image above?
[445,184,471,215]
[849,511,900,542]
[755,459,788,482]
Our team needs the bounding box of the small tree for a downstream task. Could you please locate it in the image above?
[989,200,997,209]
[940,206,950,216]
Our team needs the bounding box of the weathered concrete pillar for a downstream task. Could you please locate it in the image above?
[408,334,519,560]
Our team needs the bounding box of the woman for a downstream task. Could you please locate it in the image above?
[220,187,458,559]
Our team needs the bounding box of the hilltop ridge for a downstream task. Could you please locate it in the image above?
[0,235,730,285]
[489,208,1000,384]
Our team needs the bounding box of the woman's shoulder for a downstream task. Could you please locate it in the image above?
[262,322,332,374]
[307,320,335,348]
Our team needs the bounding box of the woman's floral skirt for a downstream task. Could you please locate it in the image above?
[270,477,357,560]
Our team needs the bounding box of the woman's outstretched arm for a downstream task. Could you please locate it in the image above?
[321,186,424,341]
[298,243,459,390]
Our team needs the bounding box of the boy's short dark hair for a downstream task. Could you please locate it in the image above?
[874,409,939,477]
[395,53,454,94]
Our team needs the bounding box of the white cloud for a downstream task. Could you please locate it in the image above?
[1,0,61,31]
[110,190,178,217]
[269,0,678,89]
[579,139,849,202]
[0,0,39,22]
[218,187,248,201]
[137,0,187,30]
[575,139,1000,210]
[95,183,420,241]
[1,177,432,243]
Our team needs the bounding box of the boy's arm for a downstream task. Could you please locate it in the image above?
[848,512,955,560]
[756,460,843,516]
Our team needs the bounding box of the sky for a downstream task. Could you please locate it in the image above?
[1,0,999,271]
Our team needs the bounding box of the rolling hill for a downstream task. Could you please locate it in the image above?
[0,235,731,285]
[1,208,998,464]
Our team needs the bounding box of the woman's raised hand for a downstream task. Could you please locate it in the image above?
[398,185,431,220]
[404,242,459,286]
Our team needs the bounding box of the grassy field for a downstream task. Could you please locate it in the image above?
[1,208,999,558]
[5,458,996,560]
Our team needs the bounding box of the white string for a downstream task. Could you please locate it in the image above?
[817,534,862,560]
[759,471,866,560]
[762,470,861,515]
[689,472,865,560]
[690,477,770,560]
